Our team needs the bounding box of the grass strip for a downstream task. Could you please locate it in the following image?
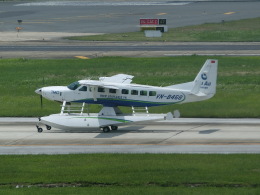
[1,186,259,195]
[0,56,259,117]
[0,154,259,194]
[67,17,260,42]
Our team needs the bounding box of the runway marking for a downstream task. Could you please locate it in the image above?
[75,56,90,59]
[224,12,235,15]
[155,124,207,145]
[157,13,167,15]
[21,22,54,24]
[1,143,260,147]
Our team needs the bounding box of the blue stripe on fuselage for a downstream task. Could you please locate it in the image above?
[72,98,183,107]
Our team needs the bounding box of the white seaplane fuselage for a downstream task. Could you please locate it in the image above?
[39,82,210,107]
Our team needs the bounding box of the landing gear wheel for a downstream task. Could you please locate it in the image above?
[46,125,52,130]
[111,126,118,131]
[37,126,43,133]
[102,126,111,133]
[36,125,43,133]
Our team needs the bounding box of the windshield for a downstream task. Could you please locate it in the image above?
[67,81,80,90]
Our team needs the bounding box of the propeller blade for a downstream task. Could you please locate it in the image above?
[35,88,43,108]
[40,95,43,108]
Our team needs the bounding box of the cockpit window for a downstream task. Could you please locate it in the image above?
[67,81,80,90]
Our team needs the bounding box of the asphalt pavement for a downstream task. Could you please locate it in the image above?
[1,1,259,33]
[0,118,259,154]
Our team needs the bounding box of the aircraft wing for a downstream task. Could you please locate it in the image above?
[99,74,134,84]
[78,80,119,89]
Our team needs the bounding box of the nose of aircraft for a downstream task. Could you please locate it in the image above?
[35,88,42,95]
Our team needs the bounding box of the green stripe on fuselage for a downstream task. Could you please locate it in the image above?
[72,116,133,123]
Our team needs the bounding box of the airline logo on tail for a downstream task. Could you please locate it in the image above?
[201,80,211,89]
[201,73,207,80]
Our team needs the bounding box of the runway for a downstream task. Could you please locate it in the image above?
[1,0,260,58]
[1,41,259,58]
[1,0,260,33]
[0,118,259,154]
[1,44,260,52]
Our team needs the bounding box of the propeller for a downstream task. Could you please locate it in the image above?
[35,88,43,108]
[40,94,43,108]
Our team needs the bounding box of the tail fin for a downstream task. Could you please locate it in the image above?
[191,59,218,96]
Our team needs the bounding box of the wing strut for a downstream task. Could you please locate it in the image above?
[131,106,149,116]
[60,101,88,115]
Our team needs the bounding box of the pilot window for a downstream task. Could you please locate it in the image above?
[109,89,116,93]
[140,90,147,96]
[149,91,156,96]
[131,90,138,95]
[98,87,105,92]
[122,89,129,94]
[67,81,81,90]
[79,86,87,91]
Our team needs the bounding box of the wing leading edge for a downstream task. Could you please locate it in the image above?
[78,74,134,90]
[99,74,134,84]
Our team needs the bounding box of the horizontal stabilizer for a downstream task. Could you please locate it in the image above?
[166,81,194,91]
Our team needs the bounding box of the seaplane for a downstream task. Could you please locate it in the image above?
[35,59,218,133]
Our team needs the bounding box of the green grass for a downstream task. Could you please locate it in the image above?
[67,17,260,42]
[0,154,260,194]
[0,56,259,117]
[1,187,260,195]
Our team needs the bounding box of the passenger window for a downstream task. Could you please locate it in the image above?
[122,89,129,94]
[140,90,147,96]
[79,86,87,91]
[131,90,138,95]
[98,87,105,92]
[109,89,116,93]
[149,91,156,96]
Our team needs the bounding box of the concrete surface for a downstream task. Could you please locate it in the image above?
[0,118,259,154]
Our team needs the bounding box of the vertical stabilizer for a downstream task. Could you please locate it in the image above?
[191,59,218,96]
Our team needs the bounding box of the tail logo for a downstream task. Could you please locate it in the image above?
[201,73,207,80]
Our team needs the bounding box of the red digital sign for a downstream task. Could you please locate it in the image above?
[140,19,158,25]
